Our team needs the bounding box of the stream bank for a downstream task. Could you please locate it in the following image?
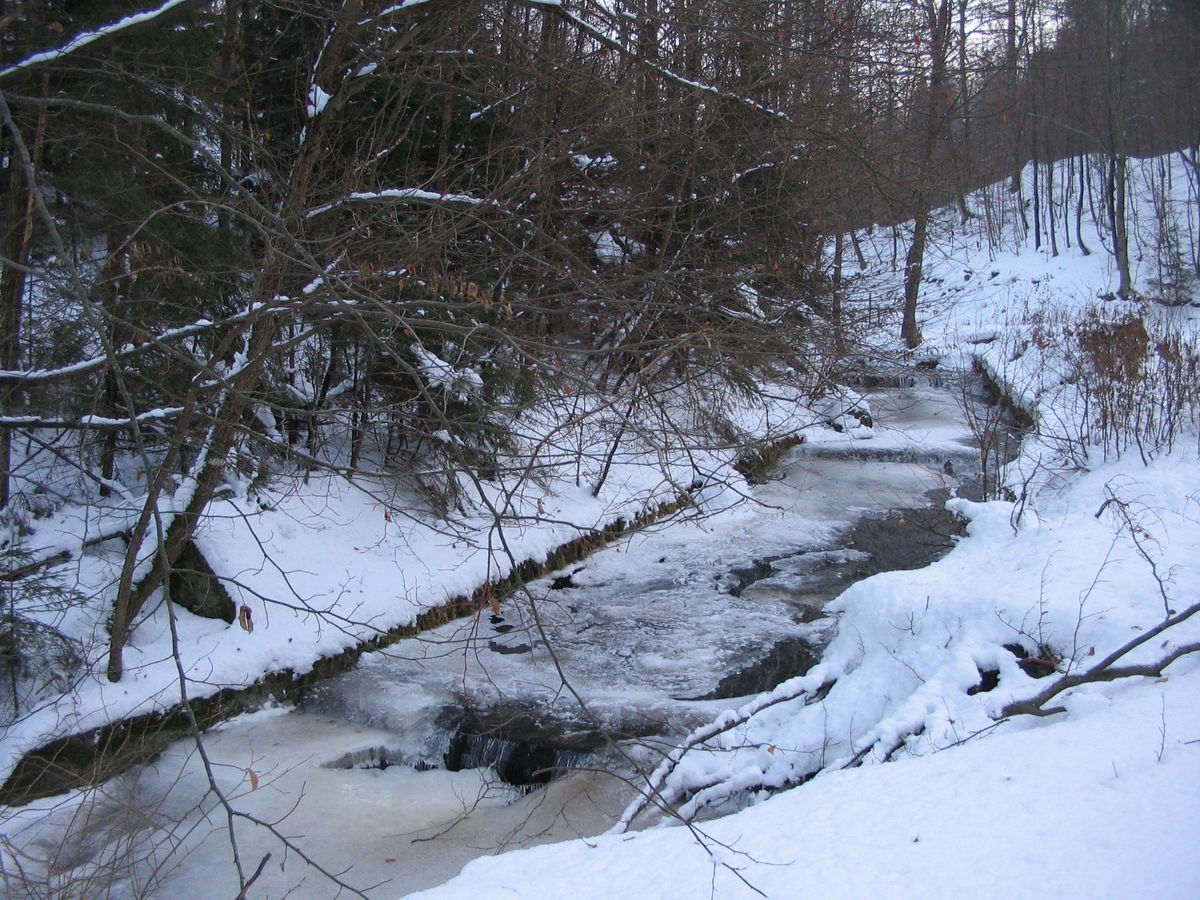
[0,469,703,804]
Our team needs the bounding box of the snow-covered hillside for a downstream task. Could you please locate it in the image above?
[401,156,1200,899]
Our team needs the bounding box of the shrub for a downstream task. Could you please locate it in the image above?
[1064,310,1200,462]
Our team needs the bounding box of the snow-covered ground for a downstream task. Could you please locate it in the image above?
[405,446,1200,899]
[0,377,831,783]
[407,669,1200,899]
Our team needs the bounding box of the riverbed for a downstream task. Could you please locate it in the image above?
[10,380,1009,899]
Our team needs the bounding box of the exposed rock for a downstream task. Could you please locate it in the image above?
[169,540,234,623]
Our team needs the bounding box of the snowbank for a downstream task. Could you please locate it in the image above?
[406,664,1200,899]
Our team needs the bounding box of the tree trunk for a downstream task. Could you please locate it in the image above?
[0,156,26,510]
[1103,0,1134,296]
[1111,155,1132,295]
[900,0,953,350]
[902,211,927,350]
[0,72,46,509]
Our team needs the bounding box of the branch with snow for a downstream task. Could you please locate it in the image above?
[554,0,791,123]
[611,673,836,834]
[305,84,332,120]
[411,344,483,403]
[0,298,299,388]
[0,0,203,84]
[305,188,495,219]
[1001,599,1200,718]
[0,408,183,430]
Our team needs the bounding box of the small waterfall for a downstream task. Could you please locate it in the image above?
[444,732,595,787]
[442,706,606,788]
[320,704,604,788]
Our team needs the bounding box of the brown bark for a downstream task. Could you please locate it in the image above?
[902,211,927,349]
[901,0,954,350]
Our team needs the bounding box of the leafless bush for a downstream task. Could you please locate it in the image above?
[1058,309,1200,463]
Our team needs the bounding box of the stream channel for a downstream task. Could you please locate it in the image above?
[89,378,1021,899]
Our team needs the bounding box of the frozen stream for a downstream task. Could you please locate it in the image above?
[21,382,1012,899]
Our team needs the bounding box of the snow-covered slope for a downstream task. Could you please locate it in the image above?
[404,446,1200,899]
[407,666,1199,899]
[400,155,1200,899]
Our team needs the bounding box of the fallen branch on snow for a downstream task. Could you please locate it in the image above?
[1000,599,1200,718]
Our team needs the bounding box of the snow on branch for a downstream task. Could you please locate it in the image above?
[306,84,333,120]
[364,0,559,27]
[0,408,184,430]
[1001,599,1200,718]
[305,188,495,218]
[610,671,837,834]
[0,298,296,387]
[412,343,483,403]
[0,0,202,84]
[367,0,438,19]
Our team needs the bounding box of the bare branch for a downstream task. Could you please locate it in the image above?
[0,0,207,84]
[1001,600,1200,718]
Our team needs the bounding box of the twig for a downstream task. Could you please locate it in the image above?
[234,852,271,900]
[611,676,835,833]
